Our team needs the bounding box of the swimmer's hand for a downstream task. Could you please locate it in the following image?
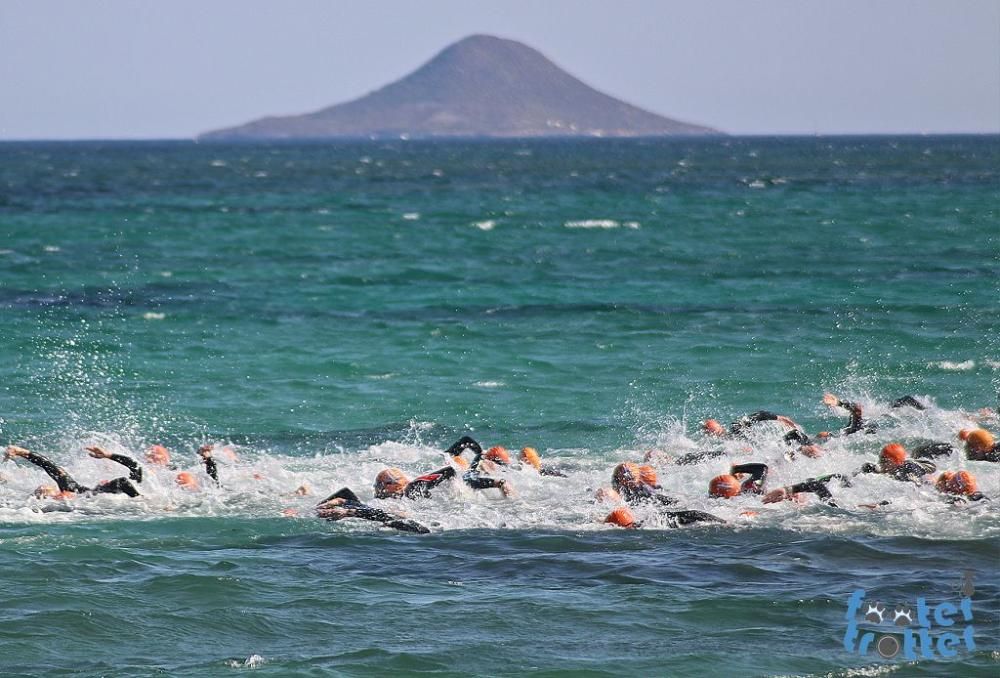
[776,415,799,429]
[317,506,354,520]
[499,479,515,498]
[822,393,840,408]
[86,446,111,459]
[762,488,789,504]
[800,445,822,459]
[5,445,29,460]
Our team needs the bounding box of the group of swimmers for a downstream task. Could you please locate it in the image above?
[3,392,997,533]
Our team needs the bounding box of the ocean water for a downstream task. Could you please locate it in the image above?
[0,137,998,676]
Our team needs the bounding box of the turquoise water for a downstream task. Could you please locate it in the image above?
[0,137,998,676]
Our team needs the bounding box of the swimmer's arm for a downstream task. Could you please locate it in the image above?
[12,448,76,491]
[539,466,567,477]
[444,436,482,458]
[403,466,456,498]
[110,454,143,483]
[731,463,768,486]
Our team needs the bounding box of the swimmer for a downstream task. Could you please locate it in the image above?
[315,487,429,533]
[197,445,221,485]
[604,505,724,529]
[934,470,990,504]
[612,462,678,506]
[822,394,876,435]
[856,443,935,483]
[373,465,456,499]
[703,411,799,438]
[519,447,567,477]
[708,463,769,499]
[146,444,173,467]
[5,445,141,498]
[448,437,514,497]
[762,473,851,507]
[962,428,999,462]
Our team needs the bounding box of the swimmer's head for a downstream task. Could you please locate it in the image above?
[175,471,199,489]
[485,446,511,465]
[33,484,59,499]
[947,470,978,496]
[702,419,726,437]
[146,444,171,466]
[879,443,907,472]
[612,462,642,492]
[958,429,972,441]
[934,471,955,493]
[374,467,409,498]
[965,429,995,453]
[519,447,541,470]
[709,474,741,498]
[605,506,636,528]
[638,464,660,489]
[594,487,622,503]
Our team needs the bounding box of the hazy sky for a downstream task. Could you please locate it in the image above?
[1,0,998,139]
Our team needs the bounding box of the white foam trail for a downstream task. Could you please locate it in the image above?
[473,220,496,231]
[928,360,975,371]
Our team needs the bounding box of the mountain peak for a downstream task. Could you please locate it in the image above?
[200,35,718,140]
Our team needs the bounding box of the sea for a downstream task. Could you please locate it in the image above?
[0,136,997,677]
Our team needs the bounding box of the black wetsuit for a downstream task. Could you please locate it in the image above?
[316,488,429,533]
[967,443,1000,463]
[784,473,851,507]
[458,439,509,492]
[617,482,679,506]
[673,449,726,466]
[663,510,725,527]
[834,400,876,435]
[891,395,926,410]
[21,451,141,497]
[857,459,935,483]
[944,492,991,505]
[538,466,567,477]
[403,466,455,499]
[731,463,768,495]
[912,442,954,459]
[729,411,789,437]
[202,456,220,485]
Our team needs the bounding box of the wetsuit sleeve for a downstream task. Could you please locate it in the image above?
[788,479,834,502]
[856,463,879,476]
[665,510,725,527]
[912,442,954,459]
[22,452,81,493]
[317,487,361,506]
[94,477,140,497]
[109,454,143,483]
[675,449,726,466]
[731,463,768,485]
[201,456,220,485]
[403,466,456,499]
[891,395,925,410]
[346,504,430,533]
[444,436,483,458]
[783,429,812,447]
[539,466,567,477]
[838,401,865,435]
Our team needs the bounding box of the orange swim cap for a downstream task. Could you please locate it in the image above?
[374,467,409,498]
[947,470,978,496]
[965,429,995,453]
[935,471,955,493]
[146,444,171,466]
[709,474,741,498]
[605,506,636,528]
[638,464,660,488]
[612,462,642,491]
[485,446,511,465]
[958,429,972,441]
[33,484,59,499]
[880,443,907,470]
[703,419,726,436]
[519,447,542,470]
[176,471,199,489]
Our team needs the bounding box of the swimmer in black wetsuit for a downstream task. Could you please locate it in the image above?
[934,471,990,504]
[762,473,851,507]
[518,447,567,477]
[373,465,456,499]
[911,442,955,459]
[612,462,678,506]
[446,437,514,497]
[197,445,220,485]
[962,429,1000,462]
[703,411,799,438]
[604,505,725,529]
[5,445,141,498]
[821,394,876,436]
[855,443,935,483]
[315,487,429,533]
[708,463,770,499]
